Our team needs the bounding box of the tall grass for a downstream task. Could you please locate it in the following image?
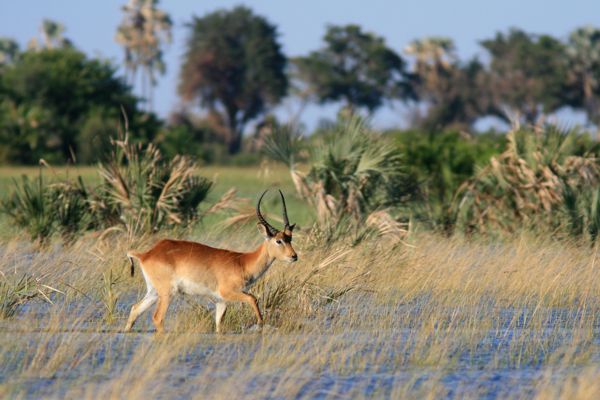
[0,228,598,398]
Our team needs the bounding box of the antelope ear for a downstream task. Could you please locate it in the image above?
[287,223,296,232]
[257,223,273,238]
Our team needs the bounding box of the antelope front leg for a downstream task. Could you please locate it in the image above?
[221,291,263,326]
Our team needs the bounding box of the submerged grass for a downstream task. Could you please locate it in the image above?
[0,227,598,399]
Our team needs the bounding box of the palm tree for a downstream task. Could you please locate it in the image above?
[405,37,456,73]
[404,37,478,129]
[405,37,456,97]
[567,26,600,126]
[116,0,172,111]
[27,20,72,50]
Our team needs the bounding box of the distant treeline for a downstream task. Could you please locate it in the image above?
[1,3,599,164]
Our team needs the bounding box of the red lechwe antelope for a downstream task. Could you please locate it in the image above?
[124,189,297,333]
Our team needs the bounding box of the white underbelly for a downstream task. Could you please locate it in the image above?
[172,277,222,300]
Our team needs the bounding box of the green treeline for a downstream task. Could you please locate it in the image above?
[1,4,599,165]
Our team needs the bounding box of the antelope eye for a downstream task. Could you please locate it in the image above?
[275,239,283,245]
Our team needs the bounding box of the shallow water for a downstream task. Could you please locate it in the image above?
[1,298,598,399]
[1,240,599,398]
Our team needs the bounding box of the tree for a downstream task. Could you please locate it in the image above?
[0,47,157,163]
[293,24,411,113]
[481,29,569,124]
[28,19,72,50]
[405,36,456,73]
[565,26,600,126]
[179,6,287,154]
[116,0,172,111]
[0,38,19,65]
[405,37,489,130]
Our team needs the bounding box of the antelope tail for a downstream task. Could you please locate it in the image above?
[127,251,141,277]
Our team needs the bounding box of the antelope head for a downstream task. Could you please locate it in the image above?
[256,189,298,263]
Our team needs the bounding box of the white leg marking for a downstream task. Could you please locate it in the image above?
[125,289,158,331]
[125,267,158,331]
[215,302,227,333]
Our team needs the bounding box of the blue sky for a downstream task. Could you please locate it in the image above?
[1,0,598,130]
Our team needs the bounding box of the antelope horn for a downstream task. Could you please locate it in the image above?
[257,190,278,235]
[278,189,290,228]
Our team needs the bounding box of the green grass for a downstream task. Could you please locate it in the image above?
[0,164,294,201]
[0,164,315,240]
[197,164,314,228]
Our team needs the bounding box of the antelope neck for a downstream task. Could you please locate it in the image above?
[242,242,275,277]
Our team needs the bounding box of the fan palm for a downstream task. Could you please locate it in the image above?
[96,136,212,234]
[457,124,600,235]
[116,0,172,110]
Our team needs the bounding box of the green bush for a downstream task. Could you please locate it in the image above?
[456,125,600,237]
[391,129,505,232]
[0,47,159,164]
[1,172,58,242]
[156,118,227,164]
[96,137,213,234]
[1,137,213,241]
[264,115,413,244]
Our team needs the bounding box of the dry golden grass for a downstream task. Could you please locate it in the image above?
[0,228,598,398]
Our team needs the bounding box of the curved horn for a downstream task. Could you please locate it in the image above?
[257,190,278,234]
[278,189,290,228]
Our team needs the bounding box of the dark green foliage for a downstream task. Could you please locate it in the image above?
[179,6,287,154]
[306,116,408,219]
[156,112,227,164]
[76,108,120,164]
[559,183,600,242]
[0,38,19,65]
[158,124,226,164]
[261,124,304,169]
[48,177,94,239]
[0,172,92,242]
[481,29,569,124]
[293,24,411,113]
[1,173,56,242]
[0,48,158,163]
[393,130,505,232]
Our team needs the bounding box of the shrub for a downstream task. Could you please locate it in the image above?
[264,115,412,244]
[156,117,227,164]
[456,124,600,237]
[392,129,504,233]
[2,136,213,241]
[94,137,213,235]
[0,172,91,242]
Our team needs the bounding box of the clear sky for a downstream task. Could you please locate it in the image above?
[1,0,598,130]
